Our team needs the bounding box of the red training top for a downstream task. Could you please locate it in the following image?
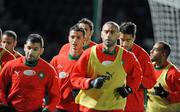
[0,57,60,112]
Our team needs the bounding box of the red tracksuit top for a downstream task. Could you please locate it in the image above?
[11,50,23,58]
[154,61,180,103]
[125,44,156,112]
[0,57,60,112]
[0,47,15,68]
[50,52,80,112]
[71,44,142,112]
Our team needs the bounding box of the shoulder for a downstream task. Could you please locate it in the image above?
[51,55,59,62]
[82,46,93,55]
[3,57,23,68]
[14,51,23,58]
[168,63,179,74]
[122,47,134,57]
[61,43,70,50]
[132,44,150,59]
[121,47,139,63]
[39,58,55,69]
[1,48,15,59]
[89,41,97,47]
[51,54,69,65]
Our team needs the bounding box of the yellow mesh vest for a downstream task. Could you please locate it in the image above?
[75,46,127,110]
[147,64,180,112]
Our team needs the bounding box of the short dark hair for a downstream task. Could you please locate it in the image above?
[120,22,136,36]
[158,41,171,57]
[78,18,94,31]
[3,30,17,40]
[69,24,86,37]
[26,34,44,48]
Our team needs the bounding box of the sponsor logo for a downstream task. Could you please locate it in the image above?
[14,71,20,76]
[58,72,69,78]
[23,70,36,76]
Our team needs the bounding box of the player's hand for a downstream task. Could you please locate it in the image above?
[42,108,49,112]
[0,103,8,112]
[72,89,80,98]
[90,76,106,89]
[153,83,168,98]
[116,85,132,98]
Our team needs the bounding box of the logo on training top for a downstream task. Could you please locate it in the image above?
[38,72,45,79]
[102,60,113,65]
[57,64,63,71]
[23,70,36,76]
[58,72,69,78]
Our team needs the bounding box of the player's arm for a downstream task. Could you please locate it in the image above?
[123,51,142,92]
[71,49,92,90]
[140,54,156,89]
[50,56,58,73]
[0,62,12,107]
[44,68,60,112]
[166,68,180,103]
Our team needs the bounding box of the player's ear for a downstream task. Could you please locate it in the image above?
[24,44,27,51]
[133,35,136,41]
[90,30,94,37]
[40,48,44,55]
[14,40,17,47]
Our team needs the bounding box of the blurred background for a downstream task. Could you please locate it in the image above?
[0,0,155,62]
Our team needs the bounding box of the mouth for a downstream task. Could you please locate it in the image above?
[27,55,34,59]
[72,44,77,47]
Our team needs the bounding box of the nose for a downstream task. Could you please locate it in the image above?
[29,49,35,54]
[72,37,78,43]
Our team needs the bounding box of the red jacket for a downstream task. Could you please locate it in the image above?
[125,44,156,112]
[0,47,15,68]
[50,52,80,112]
[0,57,60,112]
[154,61,180,103]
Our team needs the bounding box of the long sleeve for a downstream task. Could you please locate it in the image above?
[50,56,58,72]
[122,51,142,92]
[140,54,156,89]
[71,49,92,90]
[166,68,180,103]
[0,62,12,106]
[45,70,60,111]
[132,44,156,89]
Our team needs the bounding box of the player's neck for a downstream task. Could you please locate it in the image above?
[69,49,83,58]
[155,59,168,69]
[84,38,91,45]
[103,45,116,53]
[25,59,38,67]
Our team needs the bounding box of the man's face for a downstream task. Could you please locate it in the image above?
[101,24,119,48]
[24,41,43,62]
[1,35,17,51]
[119,33,135,50]
[78,23,92,42]
[68,30,85,52]
[150,43,163,62]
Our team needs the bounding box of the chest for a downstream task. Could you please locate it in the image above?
[11,68,47,89]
